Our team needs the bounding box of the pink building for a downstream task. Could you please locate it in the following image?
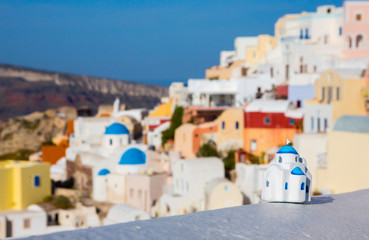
[343,1,369,58]
[125,173,167,213]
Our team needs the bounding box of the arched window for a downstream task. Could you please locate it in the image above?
[279,156,282,163]
[285,182,288,190]
[235,121,239,130]
[301,182,305,191]
[346,36,352,49]
[356,34,364,48]
[110,138,113,146]
[295,156,298,162]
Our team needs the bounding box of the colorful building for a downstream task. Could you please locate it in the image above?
[304,69,366,133]
[342,1,369,58]
[215,108,244,152]
[316,115,369,194]
[243,100,303,157]
[0,161,51,211]
[174,122,217,159]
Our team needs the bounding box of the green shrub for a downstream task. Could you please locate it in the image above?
[198,143,219,158]
[161,106,184,146]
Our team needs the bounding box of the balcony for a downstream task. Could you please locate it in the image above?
[20,189,369,239]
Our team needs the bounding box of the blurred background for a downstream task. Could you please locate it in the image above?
[1,0,369,239]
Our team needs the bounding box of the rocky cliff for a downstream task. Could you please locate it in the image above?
[0,63,168,120]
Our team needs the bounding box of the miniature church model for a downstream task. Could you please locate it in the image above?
[262,140,312,203]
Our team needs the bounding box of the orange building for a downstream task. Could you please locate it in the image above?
[243,100,303,157]
[174,122,218,159]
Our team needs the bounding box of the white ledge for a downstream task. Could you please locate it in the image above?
[22,189,369,239]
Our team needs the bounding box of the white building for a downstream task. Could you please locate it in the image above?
[0,208,47,239]
[155,157,242,216]
[146,121,170,151]
[58,203,100,229]
[236,164,268,204]
[103,204,150,225]
[262,144,312,203]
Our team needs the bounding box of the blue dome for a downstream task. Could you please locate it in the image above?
[277,145,299,155]
[119,148,146,165]
[105,123,129,135]
[98,168,110,176]
[291,167,305,175]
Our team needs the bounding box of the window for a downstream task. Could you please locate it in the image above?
[109,138,113,146]
[250,140,257,152]
[301,182,305,191]
[285,65,289,81]
[222,121,225,130]
[279,156,282,163]
[314,65,317,73]
[328,87,332,104]
[356,34,364,48]
[347,36,352,48]
[305,28,309,39]
[336,87,340,100]
[311,117,314,131]
[34,175,40,187]
[224,185,229,191]
[264,117,271,125]
[289,119,294,125]
[285,182,288,190]
[235,121,239,130]
[317,118,321,132]
[356,13,362,21]
[321,87,325,101]
[300,29,303,39]
[327,8,331,14]
[270,67,274,78]
[24,218,31,229]
[295,156,298,162]
[138,190,142,199]
[339,27,342,36]
[324,118,328,131]
[299,158,303,163]
[266,181,270,187]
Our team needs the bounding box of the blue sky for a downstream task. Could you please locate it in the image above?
[0,0,343,86]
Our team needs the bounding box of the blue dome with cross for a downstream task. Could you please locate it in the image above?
[105,123,129,135]
[119,148,146,165]
[277,145,299,155]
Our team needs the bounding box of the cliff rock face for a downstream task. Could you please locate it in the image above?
[0,64,168,120]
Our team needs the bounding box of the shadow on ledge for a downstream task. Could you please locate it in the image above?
[308,196,335,205]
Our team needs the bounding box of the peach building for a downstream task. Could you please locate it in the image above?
[215,108,244,152]
[243,100,303,157]
[174,122,218,159]
[182,106,227,125]
[342,1,369,58]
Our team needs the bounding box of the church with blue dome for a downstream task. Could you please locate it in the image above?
[105,122,130,135]
[262,140,312,203]
[103,122,130,149]
[119,148,146,165]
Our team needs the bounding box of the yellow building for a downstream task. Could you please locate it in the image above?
[215,108,244,152]
[316,116,369,194]
[314,70,366,122]
[245,35,276,64]
[149,98,174,118]
[0,160,51,211]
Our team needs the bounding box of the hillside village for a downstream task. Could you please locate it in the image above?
[1,1,369,238]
